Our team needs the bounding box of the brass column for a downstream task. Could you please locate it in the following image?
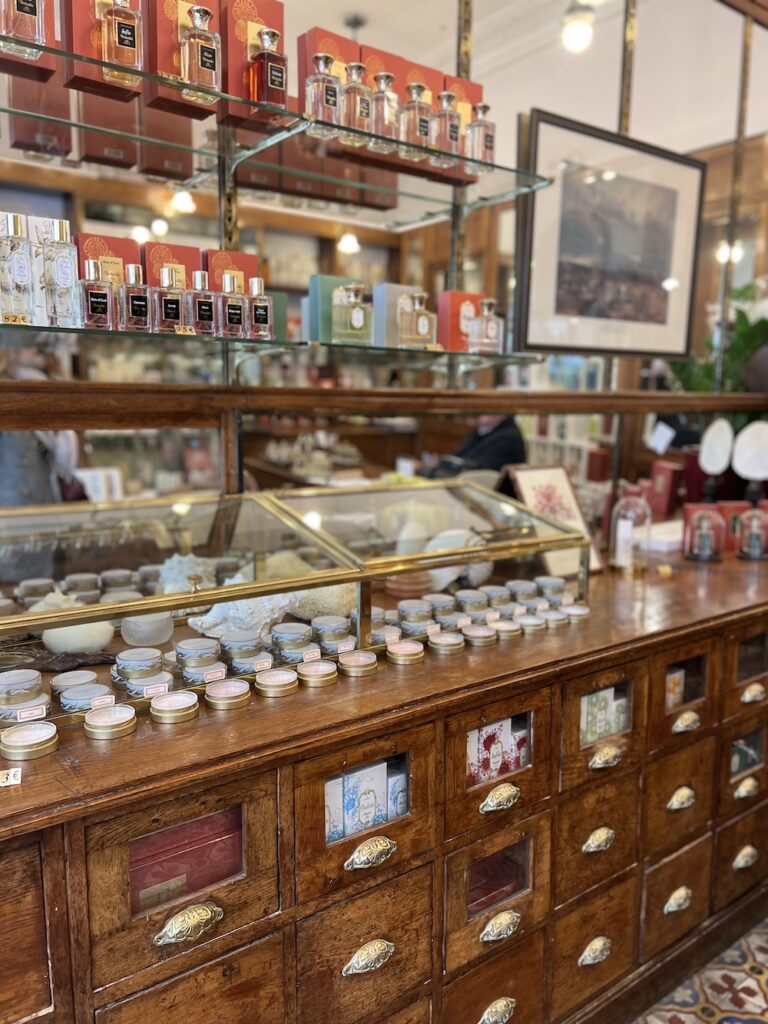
[448,0,473,290]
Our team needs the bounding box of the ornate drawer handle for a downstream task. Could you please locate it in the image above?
[479,782,521,814]
[582,826,616,854]
[735,776,759,800]
[664,886,693,915]
[667,785,696,811]
[477,997,517,1024]
[480,909,521,943]
[578,935,612,967]
[342,938,395,976]
[741,682,766,705]
[732,845,758,871]
[153,900,224,947]
[672,710,701,734]
[344,836,398,871]
[589,744,622,770]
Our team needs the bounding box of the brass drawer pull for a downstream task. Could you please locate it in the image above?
[344,836,397,871]
[664,886,693,915]
[672,710,701,734]
[582,826,616,854]
[477,997,517,1024]
[480,909,521,943]
[667,785,696,811]
[152,901,224,947]
[479,782,521,814]
[732,845,758,871]
[588,744,622,770]
[734,776,759,800]
[741,682,766,705]
[578,935,612,966]
[342,938,395,976]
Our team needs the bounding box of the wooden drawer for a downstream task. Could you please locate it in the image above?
[560,660,648,793]
[723,618,768,720]
[296,865,433,1024]
[551,874,639,1019]
[648,636,720,752]
[643,737,716,862]
[445,688,552,840]
[555,772,639,907]
[444,811,550,974]
[95,932,285,1024]
[294,724,437,903]
[642,835,713,962]
[386,998,431,1024]
[714,803,766,912]
[443,930,546,1024]
[717,711,768,822]
[86,773,278,990]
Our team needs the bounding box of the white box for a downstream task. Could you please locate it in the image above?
[387,761,408,820]
[466,727,481,786]
[612,696,630,733]
[479,718,513,782]
[511,727,530,769]
[343,760,388,836]
[324,775,344,844]
[372,283,415,347]
[584,687,614,745]
[665,668,686,712]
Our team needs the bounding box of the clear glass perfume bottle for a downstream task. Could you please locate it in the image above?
[429,91,461,168]
[368,71,398,154]
[249,27,287,108]
[248,277,273,340]
[339,62,371,147]
[0,0,46,60]
[102,0,143,88]
[398,82,430,162]
[42,220,80,328]
[119,263,151,331]
[152,266,185,334]
[0,213,33,325]
[465,102,495,169]
[331,283,372,345]
[305,53,340,140]
[398,291,437,348]
[468,298,503,354]
[218,271,246,339]
[187,269,218,335]
[180,5,221,106]
[80,259,114,330]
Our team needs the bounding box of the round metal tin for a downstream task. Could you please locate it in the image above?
[125,671,174,698]
[454,589,488,612]
[254,668,299,697]
[18,577,54,598]
[0,693,50,721]
[428,631,465,654]
[400,618,436,637]
[231,652,273,675]
[271,622,312,649]
[461,625,498,647]
[51,669,98,694]
[505,579,536,598]
[204,678,251,709]
[0,721,58,760]
[311,615,349,640]
[59,683,112,711]
[540,610,569,629]
[84,704,137,740]
[338,651,379,676]
[64,572,99,592]
[100,569,133,590]
[493,619,522,639]
[421,593,456,613]
[219,630,261,657]
[176,637,221,667]
[565,604,591,621]
[535,575,566,595]
[0,669,43,705]
[183,661,227,686]
[397,599,433,623]
[279,642,321,665]
[319,634,357,655]
[386,640,425,665]
[479,585,510,606]
[518,614,546,634]
[116,647,163,679]
[150,691,199,724]
[297,661,338,687]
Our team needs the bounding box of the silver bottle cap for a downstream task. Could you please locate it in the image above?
[160,266,179,289]
[412,291,428,311]
[189,5,213,30]
[192,270,209,290]
[346,62,366,81]
[473,102,491,119]
[85,259,103,282]
[249,277,265,297]
[438,91,456,109]
[373,71,395,92]
[258,27,280,51]
[480,297,497,315]
[406,82,427,101]
[344,283,365,304]
[125,263,143,286]
[312,53,335,75]
[221,271,239,294]
[5,213,26,238]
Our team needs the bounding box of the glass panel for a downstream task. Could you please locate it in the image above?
[128,806,243,915]
[737,633,768,684]
[467,838,530,918]
[579,683,631,749]
[325,753,408,845]
[466,713,531,789]
[664,656,706,712]
[82,428,221,497]
[730,729,765,780]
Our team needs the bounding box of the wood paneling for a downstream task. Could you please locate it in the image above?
[647,636,720,753]
[714,802,766,911]
[643,738,717,862]
[0,839,51,1023]
[642,835,713,962]
[443,931,546,1024]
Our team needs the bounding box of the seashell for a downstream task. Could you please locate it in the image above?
[157,554,218,596]
[43,619,115,654]
[292,583,357,622]
[189,590,295,644]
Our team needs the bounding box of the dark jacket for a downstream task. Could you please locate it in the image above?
[453,417,526,472]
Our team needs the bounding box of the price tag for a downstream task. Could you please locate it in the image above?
[486,610,500,623]
[1,313,30,325]
[456,616,471,629]
[337,640,355,654]
[141,683,169,699]
[426,623,441,635]
[174,325,196,335]
[303,649,321,663]
[0,768,22,787]
[91,694,116,709]
[254,657,273,672]
[561,593,575,606]
[17,705,46,722]
[204,667,227,683]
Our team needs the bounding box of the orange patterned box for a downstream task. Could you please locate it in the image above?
[79,94,138,167]
[360,45,408,103]
[75,234,141,287]
[143,243,201,289]
[297,27,359,111]
[444,75,483,132]
[144,0,221,119]
[9,71,72,157]
[0,0,55,80]
[62,0,139,99]
[438,291,483,351]
[221,0,285,125]
[203,250,260,292]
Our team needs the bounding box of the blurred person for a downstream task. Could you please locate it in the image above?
[451,414,527,472]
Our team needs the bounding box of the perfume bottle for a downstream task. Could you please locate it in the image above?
[80,259,114,330]
[187,270,218,335]
[119,263,151,331]
[101,0,143,88]
[468,298,504,354]
[248,277,273,340]
[0,0,46,60]
[42,220,80,328]
[398,82,430,162]
[0,213,33,325]
[430,91,461,168]
[152,266,186,333]
[218,271,246,339]
[249,27,287,108]
[368,72,399,154]
[339,62,371,147]
[331,283,372,345]
[465,102,495,168]
[398,292,437,348]
[305,53,340,140]
[180,5,221,105]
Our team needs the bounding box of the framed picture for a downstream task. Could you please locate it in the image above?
[717,0,768,26]
[515,109,705,358]
[509,464,602,576]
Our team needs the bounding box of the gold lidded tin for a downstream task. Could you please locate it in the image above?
[297,660,338,688]
[232,652,273,675]
[495,601,522,620]
[279,642,321,665]
[518,614,546,634]
[271,622,312,650]
[0,721,58,761]
[219,630,261,659]
[493,619,522,640]
[422,592,456,614]
[59,683,113,711]
[319,634,357,656]
[479,585,510,607]
[386,639,425,665]
[254,668,299,697]
[400,618,436,637]
[397,599,433,623]
[428,631,465,655]
[176,637,221,668]
[150,690,199,724]
[435,610,464,630]
[338,650,379,677]
[311,615,349,641]
[461,624,498,647]
[505,579,536,598]
[183,660,227,686]
[540,609,569,629]
[51,669,97,694]
[521,596,549,615]
[18,577,54,599]
[116,647,163,679]
[0,693,50,722]
[100,568,133,591]
[0,669,43,706]
[84,704,137,740]
[63,572,99,593]
[565,604,591,621]
[204,677,251,709]
[454,589,488,612]
[535,575,566,596]
[126,670,174,698]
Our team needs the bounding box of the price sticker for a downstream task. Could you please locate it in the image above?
[17,705,46,722]
[303,649,321,663]
[254,658,273,672]
[486,610,500,623]
[1,313,30,325]
[204,668,226,683]
[337,640,355,654]
[0,768,22,787]
[426,623,441,635]
[141,683,169,699]
[91,694,116,709]
[456,616,471,629]
[174,325,196,335]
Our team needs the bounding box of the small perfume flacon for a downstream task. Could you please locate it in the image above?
[119,263,151,331]
[152,266,185,334]
[249,27,287,108]
[368,72,398,154]
[305,53,340,140]
[467,298,504,354]
[248,277,273,340]
[80,259,114,330]
[219,271,246,339]
[429,91,461,168]
[465,102,495,169]
[187,269,218,335]
[0,213,33,325]
[339,62,371,147]
[331,283,372,345]
[0,0,46,60]
[398,82,430,162]
[180,5,221,105]
[398,291,437,348]
[42,220,80,328]
[101,0,143,88]
[684,510,725,563]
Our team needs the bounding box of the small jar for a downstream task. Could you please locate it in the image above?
[505,579,536,599]
[311,615,349,641]
[371,627,399,646]
[0,693,50,722]
[204,678,251,709]
[493,619,522,640]
[320,635,357,656]
[421,593,456,614]
[435,610,465,630]
[121,612,174,647]
[64,572,99,593]
[84,704,137,739]
[547,592,574,609]
[386,639,425,665]
[454,589,488,612]
[461,624,498,647]
[0,669,42,705]
[428,631,465,655]
[338,650,378,677]
[125,670,174,698]
[100,569,134,591]
[400,618,436,637]
[468,609,493,626]
[116,648,163,679]
[540,609,569,629]
[279,642,321,665]
[231,652,273,675]
[220,630,261,659]
[297,660,338,688]
[271,622,312,650]
[50,669,97,694]
[398,599,433,623]
[150,691,199,724]
[535,575,566,596]
[18,578,54,600]
[77,590,103,605]
[518,614,546,634]
[495,602,522,621]
[176,637,221,668]
[138,565,162,587]
[0,721,58,761]
[479,585,510,607]
[254,668,299,697]
[521,597,549,615]
[565,604,591,622]
[183,661,227,685]
[59,683,113,711]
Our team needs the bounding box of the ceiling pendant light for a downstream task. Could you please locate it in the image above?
[561,1,596,53]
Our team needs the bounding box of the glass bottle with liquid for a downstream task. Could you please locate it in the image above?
[248,277,273,340]
[0,213,33,325]
[152,266,186,333]
[339,62,371,146]
[398,82,430,162]
[429,91,460,168]
[398,292,437,348]
[43,220,80,328]
[467,298,503,354]
[368,71,398,154]
[609,494,651,577]
[180,5,221,105]
[218,271,246,339]
[101,0,143,88]
[331,283,372,345]
[118,263,151,331]
[80,259,114,330]
[0,0,46,60]
[187,270,218,335]
[305,53,340,139]
[465,102,495,169]
[249,27,287,108]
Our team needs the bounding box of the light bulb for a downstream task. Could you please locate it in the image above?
[731,240,744,264]
[170,190,197,214]
[561,2,595,53]
[131,226,151,245]
[337,232,361,255]
[716,241,730,265]
[151,218,169,238]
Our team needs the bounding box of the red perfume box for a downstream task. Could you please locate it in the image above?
[203,249,261,292]
[649,459,683,518]
[143,242,201,288]
[0,1,55,80]
[360,46,408,102]
[62,0,139,100]
[75,234,141,287]
[683,502,720,534]
[297,27,359,109]
[9,72,72,157]
[79,94,138,168]
[444,75,483,131]
[138,101,195,181]
[221,0,284,125]
[719,500,751,552]
[145,0,221,119]
[438,291,483,351]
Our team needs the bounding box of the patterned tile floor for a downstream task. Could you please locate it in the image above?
[634,918,768,1024]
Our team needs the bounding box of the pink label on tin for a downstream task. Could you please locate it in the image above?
[17,705,46,722]
[90,694,116,710]
[561,593,575,606]
[383,627,401,641]
[456,616,471,628]
[486,610,500,623]
[337,641,355,653]
[204,668,227,683]
[426,623,441,635]
[142,683,170,698]
[254,658,273,672]
[303,649,321,663]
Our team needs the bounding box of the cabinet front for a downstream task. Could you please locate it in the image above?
[643,737,716,862]
[648,637,719,752]
[445,688,552,840]
[718,713,767,822]
[714,802,765,912]
[642,835,713,962]
[86,774,278,990]
[385,998,432,1024]
[723,619,768,720]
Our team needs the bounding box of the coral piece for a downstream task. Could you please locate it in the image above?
[158,554,217,594]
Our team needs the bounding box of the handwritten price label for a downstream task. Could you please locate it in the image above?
[174,325,196,335]
[2,313,30,325]
[303,649,321,663]
[0,768,22,787]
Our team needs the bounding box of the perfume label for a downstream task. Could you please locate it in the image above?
[54,254,75,288]
[459,300,475,336]
[88,291,110,317]
[268,62,286,91]
[253,658,273,672]
[129,294,148,319]
[162,297,181,322]
[199,44,218,72]
[141,682,170,698]
[350,307,365,330]
[196,299,214,323]
[487,319,498,340]
[15,0,37,15]
[485,132,495,150]
[448,123,460,143]
[116,20,137,50]
[226,303,243,327]
[358,97,371,119]
[252,302,270,326]
[324,84,338,109]
[417,116,429,138]
[417,314,430,337]
[10,251,31,286]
